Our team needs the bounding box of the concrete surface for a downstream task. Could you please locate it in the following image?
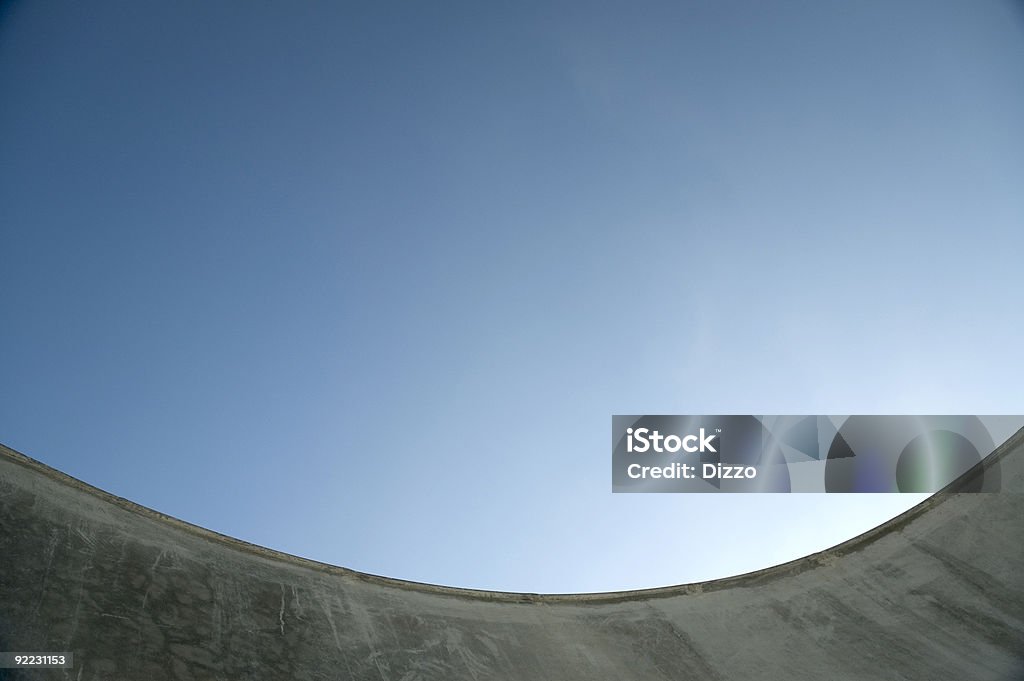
[1,432,1023,681]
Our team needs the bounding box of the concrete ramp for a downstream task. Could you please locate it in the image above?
[1,433,1023,680]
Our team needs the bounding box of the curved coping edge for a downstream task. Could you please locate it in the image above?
[1,426,1022,605]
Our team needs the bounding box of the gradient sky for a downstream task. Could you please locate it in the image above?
[2,1,1023,593]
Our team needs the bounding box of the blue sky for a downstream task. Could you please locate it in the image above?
[2,0,1023,592]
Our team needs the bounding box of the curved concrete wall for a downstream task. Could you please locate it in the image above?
[1,433,1023,680]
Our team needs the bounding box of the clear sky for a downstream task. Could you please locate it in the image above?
[2,1,1023,593]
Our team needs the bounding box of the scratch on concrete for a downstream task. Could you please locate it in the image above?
[32,529,61,617]
[319,597,344,654]
[279,584,286,636]
[142,548,168,611]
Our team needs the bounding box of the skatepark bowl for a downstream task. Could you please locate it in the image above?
[1,432,1023,680]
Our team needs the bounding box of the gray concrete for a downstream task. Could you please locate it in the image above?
[1,434,1023,681]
